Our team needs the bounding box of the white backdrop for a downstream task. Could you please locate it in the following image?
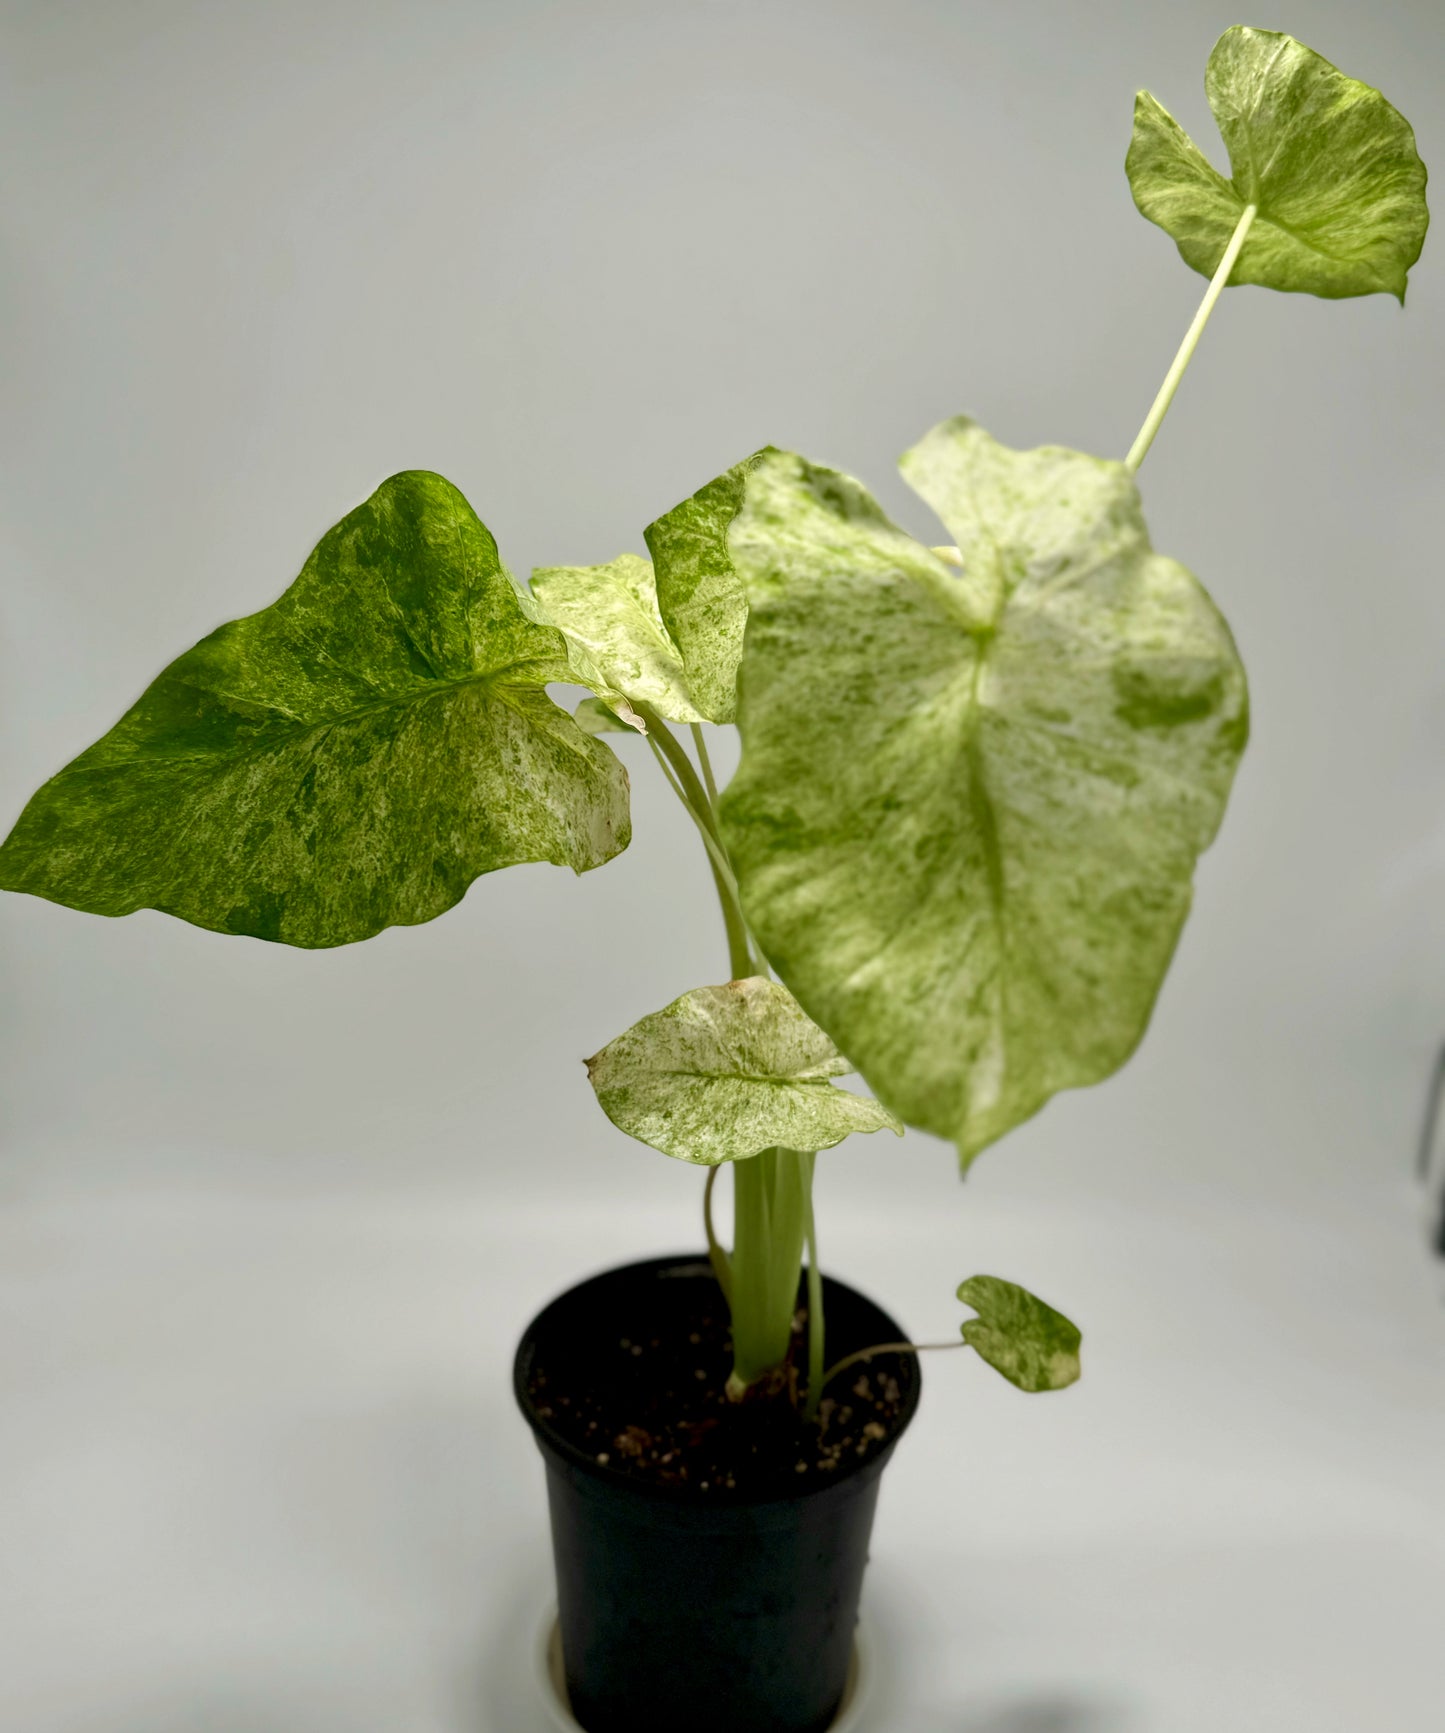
[2,3,1443,1729]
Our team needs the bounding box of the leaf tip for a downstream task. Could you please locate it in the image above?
[956,1140,985,1179]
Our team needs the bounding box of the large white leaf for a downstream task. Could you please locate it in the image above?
[720,419,1248,1165]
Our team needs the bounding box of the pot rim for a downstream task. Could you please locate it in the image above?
[513,1250,923,1511]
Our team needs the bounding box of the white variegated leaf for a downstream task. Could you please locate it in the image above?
[530,553,702,725]
[720,419,1248,1166]
[586,976,902,1166]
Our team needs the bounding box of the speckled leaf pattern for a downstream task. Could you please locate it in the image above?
[643,450,775,723]
[958,1276,1081,1393]
[1128,26,1429,301]
[0,472,632,946]
[720,419,1248,1166]
[530,553,701,725]
[585,976,902,1167]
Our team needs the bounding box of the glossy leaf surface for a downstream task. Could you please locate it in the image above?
[1128,25,1428,300]
[0,473,631,946]
[958,1275,1082,1393]
[720,419,1248,1165]
[585,976,902,1166]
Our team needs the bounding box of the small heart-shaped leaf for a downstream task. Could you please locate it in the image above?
[586,976,902,1166]
[958,1275,1081,1393]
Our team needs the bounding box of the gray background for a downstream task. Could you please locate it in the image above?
[2,3,1443,1730]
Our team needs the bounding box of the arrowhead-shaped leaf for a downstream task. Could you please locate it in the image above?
[643,450,775,723]
[530,553,702,725]
[1128,25,1429,301]
[585,976,902,1166]
[0,472,631,946]
[958,1275,1081,1393]
[720,419,1247,1166]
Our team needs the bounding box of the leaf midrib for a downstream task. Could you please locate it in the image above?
[63,655,567,775]
[641,1067,843,1087]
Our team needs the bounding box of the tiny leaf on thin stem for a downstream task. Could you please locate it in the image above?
[574,696,643,735]
[957,1275,1082,1393]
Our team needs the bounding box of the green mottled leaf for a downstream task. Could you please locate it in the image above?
[0,472,631,946]
[575,696,641,735]
[644,450,775,723]
[720,419,1247,1166]
[958,1275,1081,1393]
[585,976,902,1166]
[1128,25,1429,301]
[530,553,701,725]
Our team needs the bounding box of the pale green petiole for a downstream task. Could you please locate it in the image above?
[641,713,755,978]
[639,711,819,1402]
[1125,201,1257,473]
[818,1339,964,1394]
[690,722,722,814]
[703,1164,732,1302]
[726,1146,811,1397]
[801,1152,825,1422]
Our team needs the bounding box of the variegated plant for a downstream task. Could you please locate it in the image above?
[0,28,1428,1411]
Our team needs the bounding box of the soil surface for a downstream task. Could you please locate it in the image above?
[526,1290,911,1498]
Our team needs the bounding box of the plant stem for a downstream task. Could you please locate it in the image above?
[819,1339,966,1395]
[690,722,721,813]
[639,707,756,978]
[644,730,754,979]
[704,1164,731,1302]
[637,706,815,1401]
[801,1153,825,1422]
[727,1146,811,1396]
[640,708,721,847]
[1125,202,1257,475]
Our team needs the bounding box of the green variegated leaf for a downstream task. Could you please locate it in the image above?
[644,450,775,723]
[575,696,642,735]
[720,419,1247,1166]
[0,473,631,947]
[530,553,701,725]
[585,976,902,1166]
[958,1276,1081,1393]
[1128,26,1428,301]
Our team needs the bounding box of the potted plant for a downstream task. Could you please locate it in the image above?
[0,26,1427,1733]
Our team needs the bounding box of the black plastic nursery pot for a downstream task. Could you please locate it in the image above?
[514,1253,922,1733]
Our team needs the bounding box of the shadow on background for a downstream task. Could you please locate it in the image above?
[457,1546,558,1732]
[861,1581,1141,1733]
[938,1702,1134,1733]
[862,1694,1137,1733]
[110,1707,303,1733]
